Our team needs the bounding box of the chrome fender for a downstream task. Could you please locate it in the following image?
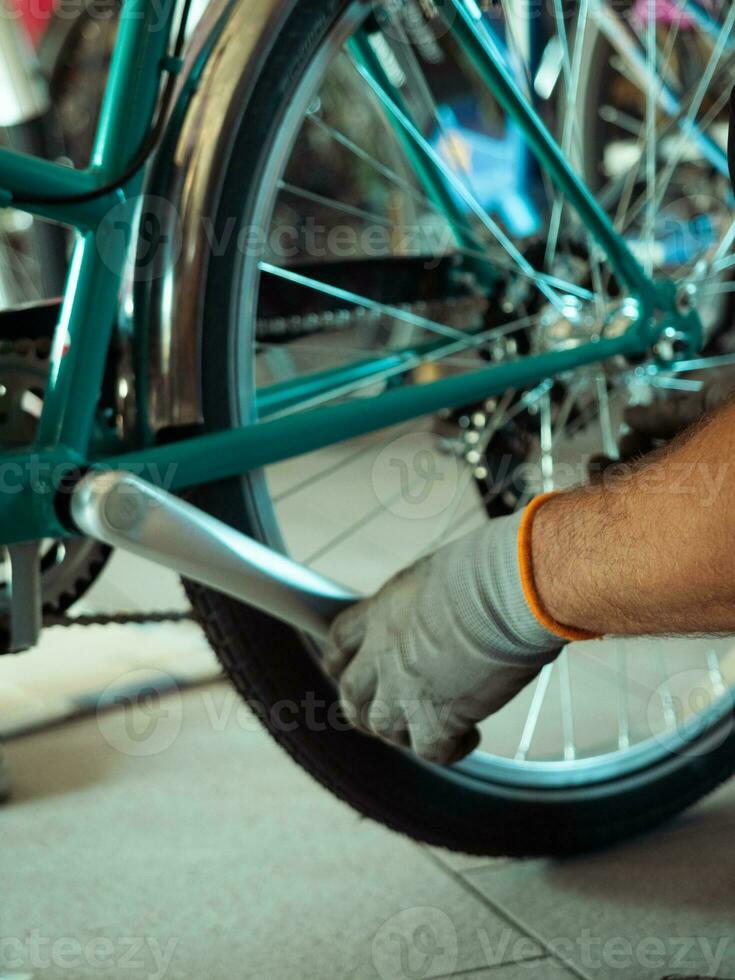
[0,0,50,127]
[133,0,302,435]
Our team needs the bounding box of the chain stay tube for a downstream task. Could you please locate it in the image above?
[0,311,652,545]
[102,327,647,493]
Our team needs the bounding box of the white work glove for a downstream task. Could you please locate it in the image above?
[324,506,567,765]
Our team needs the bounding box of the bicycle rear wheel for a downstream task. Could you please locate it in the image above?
[187,0,735,855]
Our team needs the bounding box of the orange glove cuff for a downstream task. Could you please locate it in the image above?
[517,492,601,643]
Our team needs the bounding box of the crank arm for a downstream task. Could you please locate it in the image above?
[70,472,358,640]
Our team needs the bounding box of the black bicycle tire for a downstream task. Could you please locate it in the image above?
[187,0,735,856]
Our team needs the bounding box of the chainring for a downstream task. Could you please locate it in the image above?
[0,337,111,621]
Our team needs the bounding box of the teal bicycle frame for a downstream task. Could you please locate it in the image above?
[0,0,704,545]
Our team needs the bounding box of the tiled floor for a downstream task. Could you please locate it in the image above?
[0,551,219,738]
[2,431,735,979]
[2,682,735,980]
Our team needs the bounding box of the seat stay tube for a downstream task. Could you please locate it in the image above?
[348,29,498,291]
[442,0,661,312]
[90,0,179,179]
[35,0,179,455]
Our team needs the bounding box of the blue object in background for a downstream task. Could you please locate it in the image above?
[432,103,542,238]
[626,214,717,269]
[429,18,542,239]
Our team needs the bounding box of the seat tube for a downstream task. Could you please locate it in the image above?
[91,0,178,179]
[36,0,179,454]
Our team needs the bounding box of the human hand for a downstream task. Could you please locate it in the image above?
[323,507,566,764]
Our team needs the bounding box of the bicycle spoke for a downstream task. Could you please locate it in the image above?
[385,7,480,197]
[304,473,424,564]
[603,0,688,255]
[646,375,703,392]
[352,60,575,314]
[457,242,597,302]
[650,2,735,212]
[551,381,582,446]
[539,389,555,492]
[259,313,540,420]
[558,649,576,761]
[707,649,728,698]
[599,104,645,139]
[656,2,687,90]
[643,0,657,277]
[616,645,631,751]
[551,0,607,316]
[272,422,416,503]
[260,262,466,341]
[278,180,395,228]
[544,0,591,273]
[713,216,735,265]
[657,642,678,730]
[667,352,735,373]
[515,663,555,761]
[306,111,442,214]
[617,82,732,238]
[711,250,735,273]
[499,0,536,95]
[595,373,619,459]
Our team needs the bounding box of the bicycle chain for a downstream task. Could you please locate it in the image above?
[256,294,489,340]
[44,610,194,629]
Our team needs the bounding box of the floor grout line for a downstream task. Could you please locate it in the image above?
[430,954,552,980]
[418,846,595,980]
[425,845,512,876]
[1,674,221,743]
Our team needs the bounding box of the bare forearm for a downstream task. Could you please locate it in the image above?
[532,399,735,636]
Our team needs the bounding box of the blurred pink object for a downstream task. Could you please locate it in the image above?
[633,0,695,26]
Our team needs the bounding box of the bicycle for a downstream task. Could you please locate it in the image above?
[2,0,735,856]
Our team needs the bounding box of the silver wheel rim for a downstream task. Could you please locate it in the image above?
[228,0,735,790]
